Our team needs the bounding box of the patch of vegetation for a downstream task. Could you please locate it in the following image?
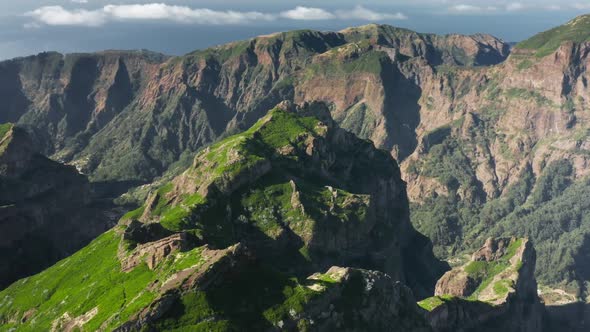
[467,239,523,299]
[479,166,535,226]
[0,231,159,331]
[154,265,330,330]
[516,59,534,71]
[417,295,456,311]
[303,49,387,78]
[411,153,590,292]
[421,137,477,191]
[255,110,319,149]
[516,15,590,57]
[0,123,12,140]
[239,178,306,235]
[120,206,145,221]
[491,177,590,286]
[530,159,573,205]
[505,88,553,106]
[0,227,244,331]
[493,280,512,296]
[339,103,376,140]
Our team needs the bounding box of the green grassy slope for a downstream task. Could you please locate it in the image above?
[0,230,159,331]
[0,123,12,140]
[516,15,590,57]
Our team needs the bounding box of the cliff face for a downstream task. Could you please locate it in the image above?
[420,237,544,332]
[0,125,117,289]
[0,104,443,331]
[405,15,590,295]
[0,26,509,183]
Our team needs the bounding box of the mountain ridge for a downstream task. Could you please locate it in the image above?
[0,103,446,331]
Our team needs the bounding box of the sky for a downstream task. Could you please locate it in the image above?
[1,0,590,60]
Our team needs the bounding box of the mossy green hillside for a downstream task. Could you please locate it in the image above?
[0,230,160,331]
[0,228,341,331]
[0,123,12,140]
[0,123,13,154]
[138,108,324,232]
[154,266,329,331]
[516,15,590,57]
[418,295,454,311]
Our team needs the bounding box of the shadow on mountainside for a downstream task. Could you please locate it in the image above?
[545,302,590,332]
[380,57,422,162]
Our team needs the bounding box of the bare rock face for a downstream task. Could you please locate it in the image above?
[472,238,514,262]
[423,238,544,332]
[434,269,478,298]
[120,232,192,271]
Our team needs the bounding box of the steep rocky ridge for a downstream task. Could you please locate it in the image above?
[0,124,118,289]
[126,102,447,297]
[0,26,509,183]
[0,105,441,331]
[419,237,544,332]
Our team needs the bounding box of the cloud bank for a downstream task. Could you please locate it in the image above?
[26,4,408,27]
[447,2,589,14]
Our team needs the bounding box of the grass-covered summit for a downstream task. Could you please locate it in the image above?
[516,14,590,57]
[0,102,444,331]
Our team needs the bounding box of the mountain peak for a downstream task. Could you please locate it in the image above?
[0,124,36,173]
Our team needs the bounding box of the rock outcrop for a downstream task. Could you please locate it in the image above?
[420,237,544,332]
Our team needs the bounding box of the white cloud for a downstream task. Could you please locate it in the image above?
[280,5,406,21]
[544,5,561,11]
[280,6,335,20]
[506,3,526,11]
[26,4,409,27]
[449,4,498,14]
[445,2,590,14]
[103,4,274,24]
[572,3,590,10]
[71,0,89,3]
[26,4,274,26]
[335,5,407,21]
[26,6,107,27]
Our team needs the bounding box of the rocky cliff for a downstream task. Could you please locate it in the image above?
[419,237,544,332]
[0,26,508,183]
[404,14,590,297]
[0,124,118,289]
[0,104,443,331]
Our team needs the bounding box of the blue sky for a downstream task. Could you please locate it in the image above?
[1,0,590,59]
